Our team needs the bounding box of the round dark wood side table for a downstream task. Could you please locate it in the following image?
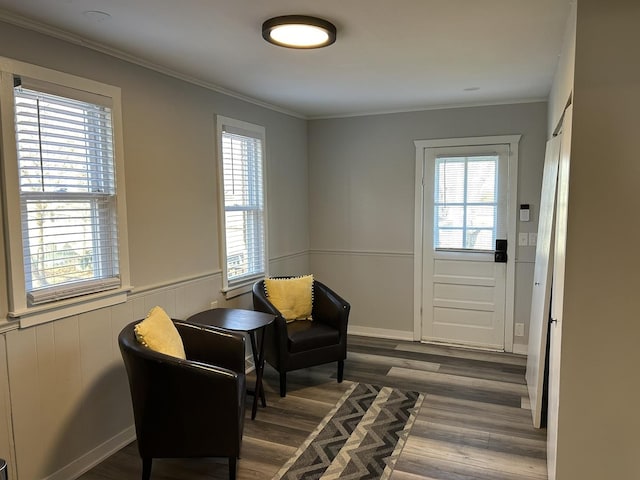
[186,308,275,420]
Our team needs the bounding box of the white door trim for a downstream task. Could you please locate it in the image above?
[413,135,521,352]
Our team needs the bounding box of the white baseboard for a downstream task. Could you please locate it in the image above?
[348,325,415,341]
[512,343,528,356]
[45,425,135,480]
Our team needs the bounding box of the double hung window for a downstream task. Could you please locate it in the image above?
[0,59,130,325]
[216,116,267,295]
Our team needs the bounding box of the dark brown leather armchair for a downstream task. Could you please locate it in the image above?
[252,278,350,397]
[118,320,246,480]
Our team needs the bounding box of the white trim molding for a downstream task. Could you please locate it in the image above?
[310,249,413,258]
[513,343,529,356]
[130,270,222,297]
[270,250,309,263]
[348,325,415,342]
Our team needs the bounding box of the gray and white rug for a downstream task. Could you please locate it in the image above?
[272,383,424,480]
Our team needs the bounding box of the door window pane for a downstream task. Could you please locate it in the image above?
[434,155,498,250]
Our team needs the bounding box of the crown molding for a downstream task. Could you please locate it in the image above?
[308,97,548,120]
[0,9,306,119]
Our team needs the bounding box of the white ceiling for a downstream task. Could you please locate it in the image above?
[0,0,571,118]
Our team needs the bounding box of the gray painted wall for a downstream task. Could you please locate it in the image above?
[308,103,548,348]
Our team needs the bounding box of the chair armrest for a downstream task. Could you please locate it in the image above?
[313,281,351,334]
[175,320,246,373]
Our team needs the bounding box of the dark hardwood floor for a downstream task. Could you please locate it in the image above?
[79,335,547,480]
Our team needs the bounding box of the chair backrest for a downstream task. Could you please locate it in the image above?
[252,279,283,318]
[118,320,245,460]
[253,277,350,320]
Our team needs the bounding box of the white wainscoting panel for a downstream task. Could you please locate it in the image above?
[0,336,16,480]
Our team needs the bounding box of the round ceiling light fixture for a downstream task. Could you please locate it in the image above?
[82,10,112,23]
[262,15,336,49]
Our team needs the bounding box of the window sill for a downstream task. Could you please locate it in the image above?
[222,279,259,300]
[9,286,133,328]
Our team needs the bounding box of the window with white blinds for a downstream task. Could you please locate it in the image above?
[13,84,121,305]
[218,116,266,289]
[1,60,129,325]
[434,154,498,251]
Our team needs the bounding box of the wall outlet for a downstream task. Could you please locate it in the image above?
[529,232,538,246]
[515,323,525,337]
[210,301,218,309]
[518,232,528,246]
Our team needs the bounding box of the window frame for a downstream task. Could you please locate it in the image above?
[215,115,268,298]
[0,57,131,327]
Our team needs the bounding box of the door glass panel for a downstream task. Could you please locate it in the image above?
[434,155,498,250]
[437,229,463,249]
[467,205,496,228]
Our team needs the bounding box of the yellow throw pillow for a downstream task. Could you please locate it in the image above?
[134,306,186,359]
[265,275,314,322]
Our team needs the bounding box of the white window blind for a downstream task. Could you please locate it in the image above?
[14,83,120,305]
[220,124,265,285]
[434,154,498,251]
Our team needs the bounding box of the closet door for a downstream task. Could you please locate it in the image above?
[547,104,573,480]
[526,135,561,428]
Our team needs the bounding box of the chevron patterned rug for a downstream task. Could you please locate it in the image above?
[272,383,424,480]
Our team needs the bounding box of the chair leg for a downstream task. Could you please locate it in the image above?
[337,360,344,383]
[279,371,287,397]
[142,458,152,480]
[229,456,237,480]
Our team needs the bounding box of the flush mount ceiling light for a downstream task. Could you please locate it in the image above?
[262,15,336,49]
[82,10,112,23]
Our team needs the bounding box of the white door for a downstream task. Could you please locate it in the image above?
[547,105,572,480]
[526,135,561,428]
[417,138,518,350]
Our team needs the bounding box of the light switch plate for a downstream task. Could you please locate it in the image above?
[518,233,528,246]
[515,323,525,336]
[529,232,538,246]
